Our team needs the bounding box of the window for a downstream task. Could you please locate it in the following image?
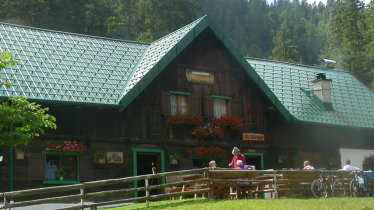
[213,98,230,118]
[43,151,80,184]
[45,154,78,181]
[161,91,200,116]
[170,94,188,116]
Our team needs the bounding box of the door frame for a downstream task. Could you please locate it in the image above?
[132,148,165,197]
[243,152,264,170]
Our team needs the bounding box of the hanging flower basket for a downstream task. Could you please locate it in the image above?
[191,124,224,140]
[212,114,244,131]
[189,146,227,159]
[190,115,243,140]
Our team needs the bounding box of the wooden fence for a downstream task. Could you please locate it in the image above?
[0,169,357,210]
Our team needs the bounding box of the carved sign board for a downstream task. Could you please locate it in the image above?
[243,133,265,141]
[186,69,214,84]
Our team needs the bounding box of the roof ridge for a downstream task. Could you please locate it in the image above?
[246,56,351,74]
[0,21,149,45]
[150,15,207,44]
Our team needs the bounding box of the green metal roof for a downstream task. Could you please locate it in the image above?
[0,23,148,106]
[247,58,374,128]
[1,16,373,128]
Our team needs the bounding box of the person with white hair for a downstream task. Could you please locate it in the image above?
[228,147,246,168]
[303,160,315,170]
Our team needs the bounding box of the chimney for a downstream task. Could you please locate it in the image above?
[312,73,332,109]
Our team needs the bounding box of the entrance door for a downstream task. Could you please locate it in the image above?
[132,148,165,197]
[244,152,264,170]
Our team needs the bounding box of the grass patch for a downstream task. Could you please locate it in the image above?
[103,198,374,210]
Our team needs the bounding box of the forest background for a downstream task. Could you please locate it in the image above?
[0,0,373,90]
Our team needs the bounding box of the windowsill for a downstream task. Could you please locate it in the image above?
[42,150,81,155]
[43,180,80,185]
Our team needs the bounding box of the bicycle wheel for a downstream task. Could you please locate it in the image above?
[332,180,346,197]
[349,179,360,197]
[311,179,328,198]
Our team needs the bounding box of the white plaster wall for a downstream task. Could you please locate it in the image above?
[339,148,374,169]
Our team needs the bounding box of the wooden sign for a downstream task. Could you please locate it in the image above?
[243,133,264,141]
[186,69,214,84]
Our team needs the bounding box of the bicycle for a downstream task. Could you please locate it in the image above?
[311,171,346,198]
[349,170,373,197]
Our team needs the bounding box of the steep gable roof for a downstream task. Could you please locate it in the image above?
[248,58,374,128]
[1,16,373,129]
[0,23,148,106]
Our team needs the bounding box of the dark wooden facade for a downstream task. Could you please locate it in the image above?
[1,29,373,192]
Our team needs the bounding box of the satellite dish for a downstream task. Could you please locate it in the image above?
[323,59,337,64]
[323,59,337,68]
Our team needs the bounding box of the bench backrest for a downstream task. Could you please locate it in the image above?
[208,170,257,179]
[281,171,320,180]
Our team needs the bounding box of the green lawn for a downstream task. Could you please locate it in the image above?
[104,198,374,210]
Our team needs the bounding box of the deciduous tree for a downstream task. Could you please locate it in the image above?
[0,52,56,146]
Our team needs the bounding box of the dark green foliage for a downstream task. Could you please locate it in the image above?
[0,0,372,89]
[271,23,301,63]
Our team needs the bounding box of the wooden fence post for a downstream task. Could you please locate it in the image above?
[80,185,85,207]
[145,179,149,208]
[273,172,278,198]
[3,193,7,210]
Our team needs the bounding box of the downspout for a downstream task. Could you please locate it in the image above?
[9,144,13,191]
[9,124,14,192]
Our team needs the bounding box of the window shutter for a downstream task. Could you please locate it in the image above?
[79,154,93,181]
[190,95,201,115]
[231,99,242,118]
[204,97,214,118]
[160,92,171,115]
[28,153,45,181]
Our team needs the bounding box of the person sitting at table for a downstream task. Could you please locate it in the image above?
[209,160,217,170]
[235,160,255,170]
[303,160,315,170]
[234,160,253,198]
[208,160,229,199]
[229,147,246,168]
[342,159,360,171]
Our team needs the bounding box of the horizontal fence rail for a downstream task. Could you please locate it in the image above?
[1,169,368,209]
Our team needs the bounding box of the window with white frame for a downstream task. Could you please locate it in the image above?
[213,98,229,118]
[170,94,188,116]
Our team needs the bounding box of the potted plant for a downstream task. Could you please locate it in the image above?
[169,153,181,165]
[93,151,106,164]
[57,168,66,181]
[15,146,25,160]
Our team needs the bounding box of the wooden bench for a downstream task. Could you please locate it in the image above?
[278,171,320,198]
[180,174,208,199]
[208,170,258,199]
[251,173,278,199]
[165,175,184,200]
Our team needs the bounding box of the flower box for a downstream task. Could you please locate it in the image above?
[168,113,203,126]
[43,140,86,153]
[189,146,227,159]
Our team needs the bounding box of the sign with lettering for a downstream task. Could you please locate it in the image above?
[186,69,214,84]
[242,133,265,141]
